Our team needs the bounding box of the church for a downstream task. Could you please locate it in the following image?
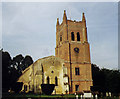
[17,10,93,94]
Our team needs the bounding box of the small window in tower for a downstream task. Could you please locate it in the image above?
[60,35,62,41]
[47,76,50,84]
[75,68,80,75]
[71,32,74,41]
[77,32,80,41]
[55,76,58,86]
[75,85,79,91]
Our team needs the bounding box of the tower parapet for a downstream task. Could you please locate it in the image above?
[56,11,88,47]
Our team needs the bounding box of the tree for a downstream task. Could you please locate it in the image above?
[10,54,33,90]
[12,54,33,74]
[91,64,106,93]
[91,64,120,96]
[12,54,24,75]
[2,51,12,92]
[2,50,33,93]
[22,55,33,70]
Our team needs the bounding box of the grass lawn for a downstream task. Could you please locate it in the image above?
[2,93,120,99]
[2,93,77,98]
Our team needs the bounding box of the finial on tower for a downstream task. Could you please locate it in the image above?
[64,10,66,13]
[82,12,86,22]
[63,10,67,23]
[57,18,59,25]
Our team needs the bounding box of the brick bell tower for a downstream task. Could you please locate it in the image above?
[55,10,93,94]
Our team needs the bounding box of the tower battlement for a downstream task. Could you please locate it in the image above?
[56,10,88,48]
[57,10,86,27]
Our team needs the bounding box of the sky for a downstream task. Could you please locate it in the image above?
[1,2,118,69]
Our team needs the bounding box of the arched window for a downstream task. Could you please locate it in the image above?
[47,76,50,84]
[41,64,44,84]
[55,77,58,86]
[60,35,62,41]
[77,32,80,41]
[24,85,27,91]
[71,32,74,41]
[42,65,44,72]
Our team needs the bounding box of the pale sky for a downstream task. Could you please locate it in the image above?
[1,2,118,69]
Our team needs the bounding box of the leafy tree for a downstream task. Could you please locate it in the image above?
[2,51,12,92]
[92,64,120,96]
[22,55,33,70]
[10,54,33,90]
[107,70,120,95]
[12,54,24,75]
[91,64,106,94]
[2,50,33,93]
[11,54,33,75]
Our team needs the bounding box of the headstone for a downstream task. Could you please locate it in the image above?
[84,92,92,98]
[95,94,98,99]
[80,95,83,99]
[106,92,108,96]
[76,95,78,99]
[109,92,111,97]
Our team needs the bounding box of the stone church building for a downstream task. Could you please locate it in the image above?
[18,10,93,94]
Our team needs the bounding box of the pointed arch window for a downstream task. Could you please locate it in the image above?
[41,64,44,84]
[55,77,58,86]
[24,85,27,91]
[47,76,50,84]
[77,32,80,41]
[71,32,74,41]
[60,35,62,41]
[42,65,44,72]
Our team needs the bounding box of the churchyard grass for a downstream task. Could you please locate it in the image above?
[2,93,120,99]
